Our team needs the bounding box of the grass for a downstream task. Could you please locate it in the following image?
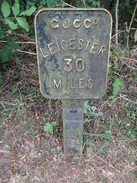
[82,117,114,159]
[0,47,137,182]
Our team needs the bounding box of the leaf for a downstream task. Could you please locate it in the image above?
[84,100,103,117]
[84,100,90,114]
[12,87,17,93]
[8,38,19,50]
[87,147,91,157]
[109,96,117,104]
[0,72,2,84]
[0,45,13,64]
[95,112,103,117]
[112,78,124,96]
[91,106,97,113]
[111,98,117,104]
[108,66,117,74]
[127,130,132,137]
[51,121,56,127]
[134,75,137,82]
[134,30,137,42]
[47,0,62,7]
[47,0,54,7]
[16,17,29,32]
[12,0,19,16]
[44,123,53,133]
[0,27,3,39]
[20,6,36,16]
[5,18,18,30]
[1,0,11,18]
[0,50,8,63]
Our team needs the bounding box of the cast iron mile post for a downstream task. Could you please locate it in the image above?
[35,8,112,155]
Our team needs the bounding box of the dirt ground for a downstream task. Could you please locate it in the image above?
[0,48,137,183]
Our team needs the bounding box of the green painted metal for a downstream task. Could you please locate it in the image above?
[35,8,112,99]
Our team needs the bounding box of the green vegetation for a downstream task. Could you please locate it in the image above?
[0,0,137,182]
[84,100,103,117]
[44,121,57,133]
[0,0,36,69]
[0,0,137,69]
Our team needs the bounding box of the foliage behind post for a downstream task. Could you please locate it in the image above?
[0,0,137,72]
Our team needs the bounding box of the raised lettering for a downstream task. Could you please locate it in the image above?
[76,59,84,72]
[77,39,84,50]
[93,19,98,25]
[70,78,77,88]
[55,40,61,52]
[61,40,68,51]
[50,18,98,29]
[79,78,84,88]
[90,43,99,54]
[40,48,49,58]
[69,39,76,50]
[73,19,81,29]
[48,43,57,55]
[62,19,70,29]
[88,79,93,88]
[98,45,106,56]
[84,19,91,29]
[85,40,91,51]
[64,58,72,72]
[51,19,59,29]
[54,79,62,89]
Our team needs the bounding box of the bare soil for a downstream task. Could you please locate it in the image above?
[0,51,137,182]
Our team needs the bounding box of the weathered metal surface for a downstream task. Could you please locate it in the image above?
[62,100,84,155]
[35,8,112,99]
